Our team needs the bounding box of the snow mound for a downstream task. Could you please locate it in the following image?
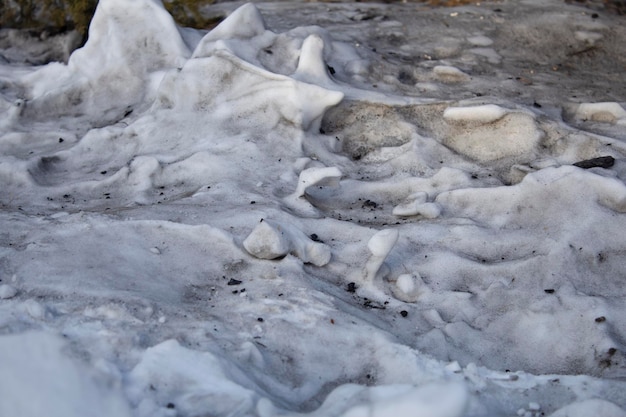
[0,332,131,417]
[126,339,261,417]
[20,0,189,124]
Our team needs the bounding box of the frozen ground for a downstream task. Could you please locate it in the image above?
[1,0,626,416]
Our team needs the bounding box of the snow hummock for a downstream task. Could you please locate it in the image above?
[1,0,626,416]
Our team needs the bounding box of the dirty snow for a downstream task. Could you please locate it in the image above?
[1,0,626,416]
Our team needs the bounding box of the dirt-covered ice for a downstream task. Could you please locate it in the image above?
[1,0,626,416]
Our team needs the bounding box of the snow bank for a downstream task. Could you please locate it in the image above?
[443,104,507,123]
[19,0,190,124]
[126,339,261,417]
[243,219,331,266]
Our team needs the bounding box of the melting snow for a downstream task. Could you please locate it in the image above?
[1,0,626,416]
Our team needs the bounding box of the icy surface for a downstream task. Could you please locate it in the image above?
[1,0,626,416]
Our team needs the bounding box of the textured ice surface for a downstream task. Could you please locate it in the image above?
[1,0,626,416]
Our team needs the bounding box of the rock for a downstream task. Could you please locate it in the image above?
[573,156,615,169]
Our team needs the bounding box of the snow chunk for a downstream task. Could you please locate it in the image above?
[243,220,292,260]
[574,31,603,45]
[467,35,493,46]
[574,102,626,125]
[22,0,189,122]
[444,361,462,373]
[433,65,469,83]
[468,47,501,64]
[71,0,189,72]
[393,201,441,218]
[294,34,333,84]
[199,3,266,44]
[294,166,342,198]
[345,59,370,76]
[364,229,399,286]
[393,192,441,219]
[21,299,45,319]
[243,220,331,266]
[0,99,24,130]
[396,274,416,294]
[443,104,507,123]
[0,284,17,299]
[368,229,399,258]
[391,273,429,303]
[155,52,343,131]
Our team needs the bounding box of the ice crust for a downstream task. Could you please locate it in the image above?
[1,0,626,416]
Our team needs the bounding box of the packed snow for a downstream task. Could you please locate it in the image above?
[1,0,626,416]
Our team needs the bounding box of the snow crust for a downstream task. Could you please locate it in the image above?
[1,0,626,416]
